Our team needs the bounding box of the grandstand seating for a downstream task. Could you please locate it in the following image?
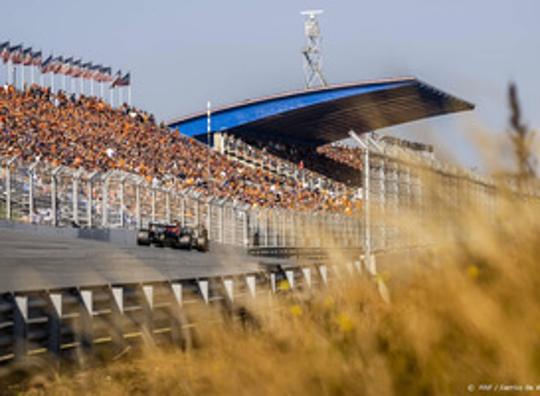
[0,84,360,214]
[222,135,350,195]
[234,135,364,187]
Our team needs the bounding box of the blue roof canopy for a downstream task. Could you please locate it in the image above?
[168,77,474,146]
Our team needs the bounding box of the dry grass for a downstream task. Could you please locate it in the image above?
[12,193,540,396]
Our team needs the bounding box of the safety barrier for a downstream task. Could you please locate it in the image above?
[0,259,363,367]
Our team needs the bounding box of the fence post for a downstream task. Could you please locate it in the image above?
[243,210,249,247]
[5,158,15,220]
[206,201,211,237]
[281,211,286,247]
[232,206,237,245]
[87,179,93,227]
[166,190,171,223]
[119,174,126,228]
[51,167,60,227]
[219,204,224,243]
[136,181,141,229]
[72,172,79,225]
[274,212,279,247]
[102,174,109,227]
[180,196,185,226]
[151,188,156,223]
[265,211,270,247]
[27,165,37,222]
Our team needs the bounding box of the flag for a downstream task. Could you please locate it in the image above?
[80,62,93,78]
[40,55,54,73]
[31,51,42,66]
[50,56,62,73]
[89,64,103,80]
[99,66,113,82]
[59,57,73,75]
[0,41,10,63]
[111,71,130,87]
[52,56,64,73]
[109,70,122,88]
[22,47,33,65]
[69,59,82,77]
[9,44,23,64]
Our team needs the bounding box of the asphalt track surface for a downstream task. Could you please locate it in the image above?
[0,228,267,293]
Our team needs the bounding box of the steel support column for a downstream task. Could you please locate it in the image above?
[165,191,171,223]
[119,178,125,228]
[87,180,93,228]
[72,176,79,225]
[102,175,109,227]
[51,173,57,227]
[28,170,34,221]
[5,162,11,220]
[151,189,156,223]
[135,183,141,229]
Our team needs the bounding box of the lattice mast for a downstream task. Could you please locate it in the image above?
[301,10,328,89]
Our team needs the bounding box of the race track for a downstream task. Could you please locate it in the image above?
[0,226,268,293]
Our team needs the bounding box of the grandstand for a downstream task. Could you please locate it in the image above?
[168,76,473,191]
[168,77,473,144]
[0,75,482,249]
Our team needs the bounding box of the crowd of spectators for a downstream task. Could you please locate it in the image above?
[235,135,364,187]
[223,135,348,194]
[0,84,360,213]
[317,144,365,173]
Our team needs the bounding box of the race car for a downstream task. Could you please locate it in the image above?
[136,222,209,252]
[136,222,168,246]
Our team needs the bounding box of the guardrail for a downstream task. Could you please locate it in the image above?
[0,260,362,368]
[248,246,363,260]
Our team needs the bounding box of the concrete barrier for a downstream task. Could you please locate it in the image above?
[0,220,137,247]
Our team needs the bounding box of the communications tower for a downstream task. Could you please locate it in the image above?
[301,10,328,88]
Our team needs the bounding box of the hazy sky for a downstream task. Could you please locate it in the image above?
[3,0,539,169]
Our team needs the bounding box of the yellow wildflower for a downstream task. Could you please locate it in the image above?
[290,305,303,317]
[278,279,290,291]
[336,313,354,333]
[467,265,480,279]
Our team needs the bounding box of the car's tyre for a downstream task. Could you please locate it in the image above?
[136,230,151,246]
[196,237,208,252]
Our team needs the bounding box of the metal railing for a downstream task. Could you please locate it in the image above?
[1,154,538,251]
[0,157,363,249]
[0,260,342,366]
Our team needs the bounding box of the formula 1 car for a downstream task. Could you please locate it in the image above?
[137,222,209,252]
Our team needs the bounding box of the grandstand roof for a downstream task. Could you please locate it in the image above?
[167,77,474,146]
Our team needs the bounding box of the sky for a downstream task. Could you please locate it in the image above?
[2,0,539,170]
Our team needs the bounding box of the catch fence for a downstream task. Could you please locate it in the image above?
[0,157,363,249]
[1,152,538,250]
